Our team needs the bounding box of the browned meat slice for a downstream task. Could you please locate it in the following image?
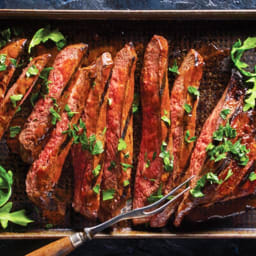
[26,66,91,222]
[133,35,168,225]
[99,43,137,221]
[150,49,204,227]
[0,54,51,140]
[19,43,88,163]
[174,70,246,227]
[0,39,27,102]
[71,52,113,219]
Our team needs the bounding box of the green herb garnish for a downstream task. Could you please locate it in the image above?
[92,165,101,177]
[102,189,115,201]
[93,184,100,194]
[161,110,170,126]
[28,25,66,53]
[0,54,7,71]
[184,103,192,114]
[224,169,233,182]
[26,64,39,78]
[159,142,173,172]
[188,86,200,97]
[118,138,127,151]
[169,60,179,75]
[123,180,130,187]
[9,126,21,138]
[49,107,61,125]
[10,94,23,108]
[249,171,256,182]
[220,109,231,120]
[184,130,196,143]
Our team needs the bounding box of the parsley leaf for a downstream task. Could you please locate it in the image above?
[184,130,196,143]
[26,64,39,78]
[91,140,104,155]
[249,171,256,182]
[30,92,39,107]
[121,163,133,172]
[92,165,101,177]
[188,86,200,97]
[159,142,173,172]
[123,180,130,187]
[169,60,179,75]
[132,93,139,113]
[49,107,61,125]
[220,109,231,120]
[118,138,127,151]
[184,103,192,114]
[102,189,115,201]
[0,54,7,71]
[161,110,170,126]
[9,126,21,138]
[93,184,100,194]
[224,169,233,181]
[10,94,23,108]
[0,166,13,207]
[28,26,67,53]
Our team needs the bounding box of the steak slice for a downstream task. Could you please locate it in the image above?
[133,35,168,225]
[0,53,51,140]
[0,39,27,103]
[150,49,204,227]
[71,52,113,219]
[19,43,88,163]
[174,70,245,227]
[99,43,137,221]
[26,66,91,223]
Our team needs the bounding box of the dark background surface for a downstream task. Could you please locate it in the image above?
[0,0,255,10]
[0,1,256,256]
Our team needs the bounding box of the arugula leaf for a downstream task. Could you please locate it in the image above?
[249,171,256,182]
[118,138,127,151]
[188,86,200,97]
[28,26,66,53]
[92,165,101,177]
[184,130,196,143]
[0,202,33,229]
[0,166,13,207]
[9,126,21,138]
[10,94,23,108]
[102,189,115,201]
[183,103,192,114]
[93,184,100,194]
[220,109,231,120]
[26,64,39,78]
[169,60,179,75]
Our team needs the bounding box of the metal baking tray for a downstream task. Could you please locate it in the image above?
[1,9,256,239]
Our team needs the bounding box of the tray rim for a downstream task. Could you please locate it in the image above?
[1,9,256,20]
[0,9,256,239]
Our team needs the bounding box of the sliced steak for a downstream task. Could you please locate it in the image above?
[150,49,204,227]
[99,43,137,221]
[174,70,245,227]
[26,66,91,223]
[19,43,88,163]
[72,52,113,219]
[0,39,27,103]
[133,35,168,225]
[0,53,51,140]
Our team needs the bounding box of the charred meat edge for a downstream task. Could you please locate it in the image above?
[19,43,88,164]
[26,66,91,223]
[99,43,137,221]
[72,52,114,219]
[133,35,168,225]
[174,70,245,227]
[150,49,204,228]
[0,39,27,103]
[0,53,51,139]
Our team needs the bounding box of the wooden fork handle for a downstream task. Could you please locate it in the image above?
[25,233,85,256]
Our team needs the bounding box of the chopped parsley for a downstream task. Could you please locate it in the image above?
[184,130,196,143]
[123,180,130,187]
[224,169,233,182]
[118,138,127,151]
[190,172,223,198]
[188,86,200,97]
[220,109,231,120]
[169,59,179,75]
[184,103,192,114]
[92,164,101,177]
[0,54,7,71]
[10,94,23,108]
[161,110,170,126]
[64,104,78,119]
[49,107,61,125]
[159,141,173,172]
[108,161,116,170]
[39,67,53,95]
[102,127,107,135]
[147,184,163,203]
[30,92,39,107]
[102,189,115,201]
[124,152,130,159]
[132,93,139,113]
[121,163,133,172]
[91,140,104,155]
[9,126,21,138]
[145,159,150,168]
[93,184,100,194]
[10,58,17,67]
[249,172,256,182]
[26,64,39,78]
